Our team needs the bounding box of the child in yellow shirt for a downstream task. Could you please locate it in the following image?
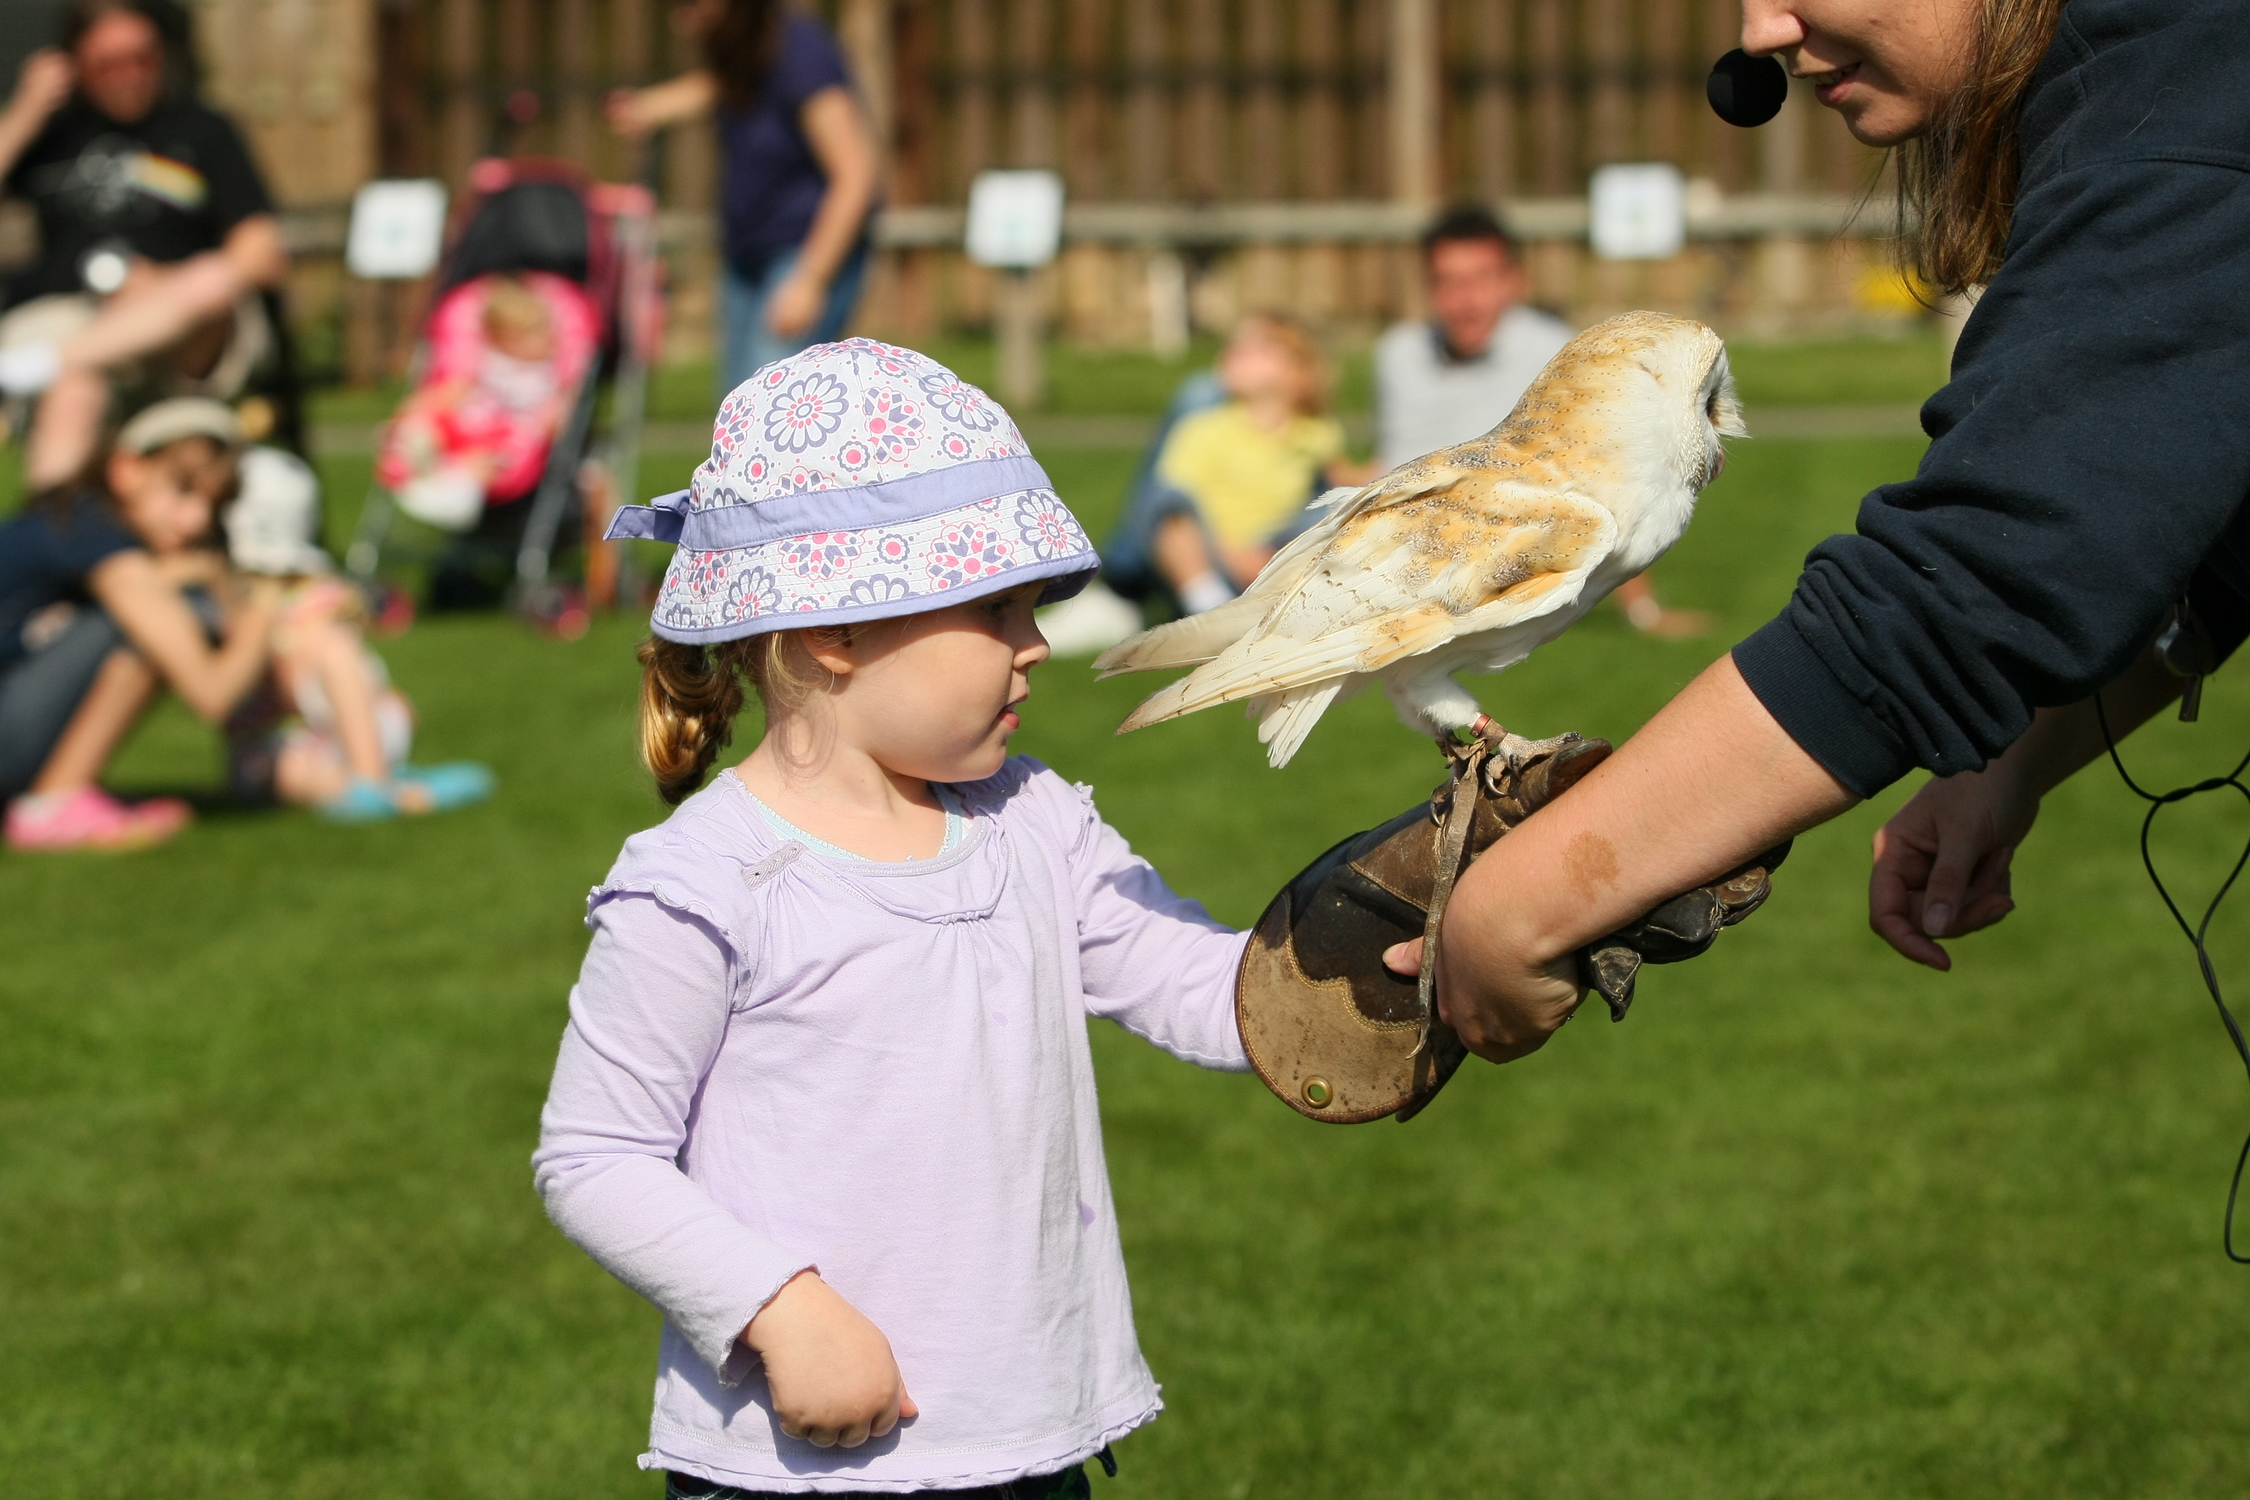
[1151,315,1373,614]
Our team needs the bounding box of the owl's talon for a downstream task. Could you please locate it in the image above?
[1492,730,1586,775]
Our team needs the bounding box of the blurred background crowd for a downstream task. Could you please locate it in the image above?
[0,0,1956,851]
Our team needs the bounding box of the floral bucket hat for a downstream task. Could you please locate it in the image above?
[608,339,1098,643]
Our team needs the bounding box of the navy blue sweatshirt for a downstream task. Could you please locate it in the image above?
[1733,0,2250,797]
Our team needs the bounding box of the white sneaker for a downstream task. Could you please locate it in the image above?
[1036,579,1144,657]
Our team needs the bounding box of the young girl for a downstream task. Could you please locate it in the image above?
[220,445,494,820]
[1149,313,1376,614]
[535,340,1250,1496]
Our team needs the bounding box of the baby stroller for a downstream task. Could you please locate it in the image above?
[344,156,659,632]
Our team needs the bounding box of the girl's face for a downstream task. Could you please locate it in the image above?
[1218,327,1311,411]
[1742,0,1980,146]
[828,584,1052,785]
[106,440,231,555]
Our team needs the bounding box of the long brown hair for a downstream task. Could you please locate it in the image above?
[1894,0,2068,296]
[701,0,784,111]
[637,630,834,803]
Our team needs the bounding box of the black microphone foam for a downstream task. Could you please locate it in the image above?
[1707,49,1789,128]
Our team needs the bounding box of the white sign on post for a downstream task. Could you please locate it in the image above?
[1589,163,1687,261]
[965,170,1066,269]
[346,179,450,279]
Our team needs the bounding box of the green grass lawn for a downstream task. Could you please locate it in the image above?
[8,363,2250,1497]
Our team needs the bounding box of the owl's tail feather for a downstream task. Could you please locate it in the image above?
[1093,593,1264,677]
[1255,682,1344,768]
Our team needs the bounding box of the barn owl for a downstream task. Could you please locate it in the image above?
[1094,311,1745,768]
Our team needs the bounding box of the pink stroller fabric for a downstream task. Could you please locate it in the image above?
[376,271,601,506]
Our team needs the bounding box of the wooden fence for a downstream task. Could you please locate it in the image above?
[160,0,1913,375]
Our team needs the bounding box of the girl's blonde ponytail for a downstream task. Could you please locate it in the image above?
[637,636,750,804]
[636,630,837,803]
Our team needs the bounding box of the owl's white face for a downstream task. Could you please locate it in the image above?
[1642,332,1744,495]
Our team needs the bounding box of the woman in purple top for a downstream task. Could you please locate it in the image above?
[609,0,879,398]
[538,341,1252,1496]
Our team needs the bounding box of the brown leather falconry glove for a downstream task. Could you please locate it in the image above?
[1235,734,1789,1124]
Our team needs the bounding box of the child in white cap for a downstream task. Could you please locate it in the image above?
[534,340,1251,1497]
[219,447,494,820]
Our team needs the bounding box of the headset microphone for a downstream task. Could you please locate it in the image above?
[1708,48,1790,127]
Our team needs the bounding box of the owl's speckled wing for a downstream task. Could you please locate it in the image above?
[1111,473,1616,732]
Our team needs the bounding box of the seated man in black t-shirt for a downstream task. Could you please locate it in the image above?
[0,0,287,490]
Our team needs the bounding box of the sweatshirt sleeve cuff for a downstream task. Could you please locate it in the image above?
[701,1260,819,1387]
[1733,617,1915,799]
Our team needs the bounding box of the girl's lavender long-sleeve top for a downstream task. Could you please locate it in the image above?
[533,758,1250,1493]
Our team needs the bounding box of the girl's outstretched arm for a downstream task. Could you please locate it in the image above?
[1058,777,1252,1070]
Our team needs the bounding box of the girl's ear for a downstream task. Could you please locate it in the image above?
[801,623,857,678]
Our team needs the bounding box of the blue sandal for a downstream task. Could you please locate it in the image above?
[319,764,494,823]
[393,762,496,812]
[320,777,404,823]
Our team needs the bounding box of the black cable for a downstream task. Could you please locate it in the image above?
[2095,690,2250,1263]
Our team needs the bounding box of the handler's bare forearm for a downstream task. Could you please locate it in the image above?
[1438,654,1856,1059]
[1465,655,1852,963]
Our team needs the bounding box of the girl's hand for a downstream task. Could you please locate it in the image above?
[743,1272,917,1448]
[765,272,826,339]
[1869,765,2036,969]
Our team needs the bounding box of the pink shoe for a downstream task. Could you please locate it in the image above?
[5,787,192,851]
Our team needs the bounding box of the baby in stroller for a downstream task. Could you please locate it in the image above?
[223,446,494,820]
[376,272,598,532]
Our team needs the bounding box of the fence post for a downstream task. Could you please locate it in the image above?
[556,0,595,166]
[1388,0,1439,201]
[1464,0,1517,202]
[438,0,482,186]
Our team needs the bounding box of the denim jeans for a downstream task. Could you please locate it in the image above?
[0,605,124,800]
[719,239,872,400]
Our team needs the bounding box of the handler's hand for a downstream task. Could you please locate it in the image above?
[743,1271,917,1448]
[1869,765,2035,970]
[1383,933,1584,1063]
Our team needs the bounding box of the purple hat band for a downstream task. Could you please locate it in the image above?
[607,453,1054,551]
